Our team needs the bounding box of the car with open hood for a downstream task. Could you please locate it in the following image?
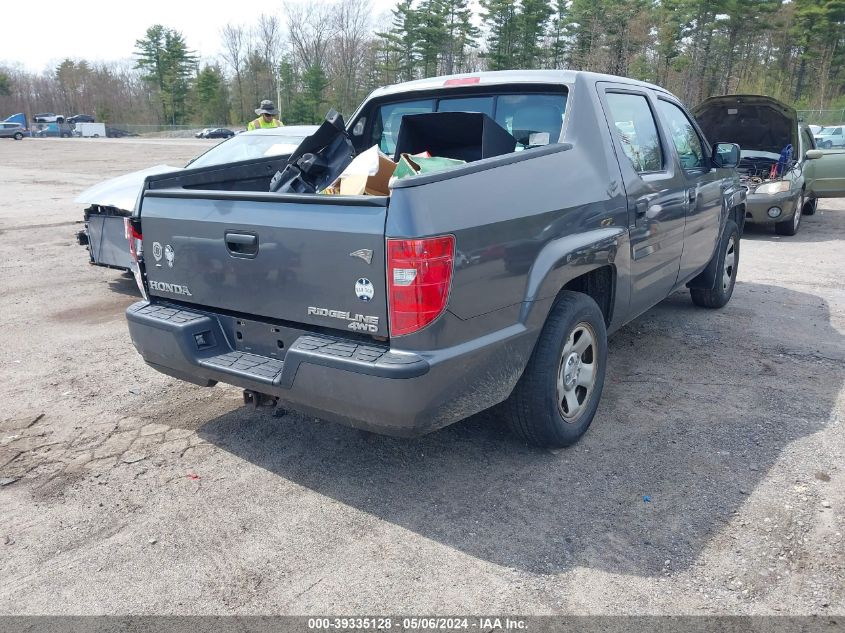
[75,125,317,273]
[695,95,845,235]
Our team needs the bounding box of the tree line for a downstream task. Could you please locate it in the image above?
[1,0,844,128]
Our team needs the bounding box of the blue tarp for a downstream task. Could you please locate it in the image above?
[3,113,28,129]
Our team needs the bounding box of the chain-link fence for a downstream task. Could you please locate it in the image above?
[106,123,244,138]
[26,121,245,139]
[797,109,845,126]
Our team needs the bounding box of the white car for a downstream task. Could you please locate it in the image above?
[76,125,318,272]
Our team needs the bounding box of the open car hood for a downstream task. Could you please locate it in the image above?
[74,164,182,211]
[693,95,799,155]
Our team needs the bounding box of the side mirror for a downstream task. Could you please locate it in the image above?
[712,142,741,168]
[805,149,823,160]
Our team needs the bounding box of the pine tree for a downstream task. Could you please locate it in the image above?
[442,0,479,74]
[378,0,422,81]
[515,0,553,68]
[481,0,519,70]
[193,65,229,125]
[416,0,449,76]
[134,25,197,124]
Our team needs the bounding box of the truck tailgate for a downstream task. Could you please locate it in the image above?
[139,189,388,337]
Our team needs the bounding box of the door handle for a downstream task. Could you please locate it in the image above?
[688,188,697,203]
[225,231,258,258]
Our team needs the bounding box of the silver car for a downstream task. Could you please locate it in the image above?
[0,122,25,140]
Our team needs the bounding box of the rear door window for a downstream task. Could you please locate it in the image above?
[605,92,664,173]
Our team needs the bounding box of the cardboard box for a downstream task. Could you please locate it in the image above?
[322,146,396,196]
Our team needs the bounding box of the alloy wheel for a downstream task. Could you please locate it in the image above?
[556,322,598,422]
[723,236,736,291]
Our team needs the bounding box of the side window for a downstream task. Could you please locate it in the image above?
[370,99,435,155]
[834,127,843,136]
[656,100,707,170]
[605,92,663,173]
[803,128,816,151]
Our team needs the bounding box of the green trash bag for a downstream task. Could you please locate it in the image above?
[392,153,466,181]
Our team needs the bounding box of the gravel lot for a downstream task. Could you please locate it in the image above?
[0,138,843,615]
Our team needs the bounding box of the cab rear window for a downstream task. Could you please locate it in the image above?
[370,92,567,155]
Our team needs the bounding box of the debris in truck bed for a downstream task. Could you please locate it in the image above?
[391,153,467,183]
[321,145,396,196]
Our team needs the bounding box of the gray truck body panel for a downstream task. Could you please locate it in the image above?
[126,70,745,436]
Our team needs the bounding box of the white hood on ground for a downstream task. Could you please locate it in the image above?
[74,165,182,211]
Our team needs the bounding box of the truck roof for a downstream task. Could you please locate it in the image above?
[368,69,672,100]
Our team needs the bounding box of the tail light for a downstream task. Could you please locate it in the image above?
[387,235,455,337]
[124,218,147,298]
[125,218,142,264]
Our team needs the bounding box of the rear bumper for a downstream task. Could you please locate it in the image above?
[127,302,531,436]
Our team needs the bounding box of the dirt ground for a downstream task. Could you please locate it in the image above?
[0,138,843,615]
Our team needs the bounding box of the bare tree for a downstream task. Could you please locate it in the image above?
[220,24,247,122]
[329,0,372,115]
[285,1,337,72]
[256,14,284,103]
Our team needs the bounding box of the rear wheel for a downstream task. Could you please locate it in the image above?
[503,291,607,448]
[691,220,739,309]
[775,192,802,236]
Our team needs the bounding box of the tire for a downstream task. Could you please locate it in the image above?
[691,219,739,309]
[775,192,802,236]
[503,291,608,448]
[803,194,817,216]
[13,132,23,140]
[92,134,99,138]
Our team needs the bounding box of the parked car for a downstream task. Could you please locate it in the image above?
[67,114,95,124]
[196,127,236,139]
[105,127,138,138]
[815,125,845,148]
[34,123,73,138]
[76,125,317,272]
[124,70,756,448]
[694,95,834,235]
[0,122,25,140]
[33,113,62,123]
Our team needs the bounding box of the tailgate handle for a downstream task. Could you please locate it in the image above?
[225,231,259,258]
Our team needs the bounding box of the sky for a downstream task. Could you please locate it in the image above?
[0,0,399,72]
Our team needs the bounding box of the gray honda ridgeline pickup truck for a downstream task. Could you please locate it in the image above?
[126,70,747,448]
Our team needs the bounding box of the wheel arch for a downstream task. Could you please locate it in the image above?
[519,228,624,331]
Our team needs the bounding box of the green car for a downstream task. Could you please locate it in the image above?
[695,95,845,235]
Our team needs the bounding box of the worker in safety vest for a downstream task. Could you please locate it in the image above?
[247,100,284,131]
